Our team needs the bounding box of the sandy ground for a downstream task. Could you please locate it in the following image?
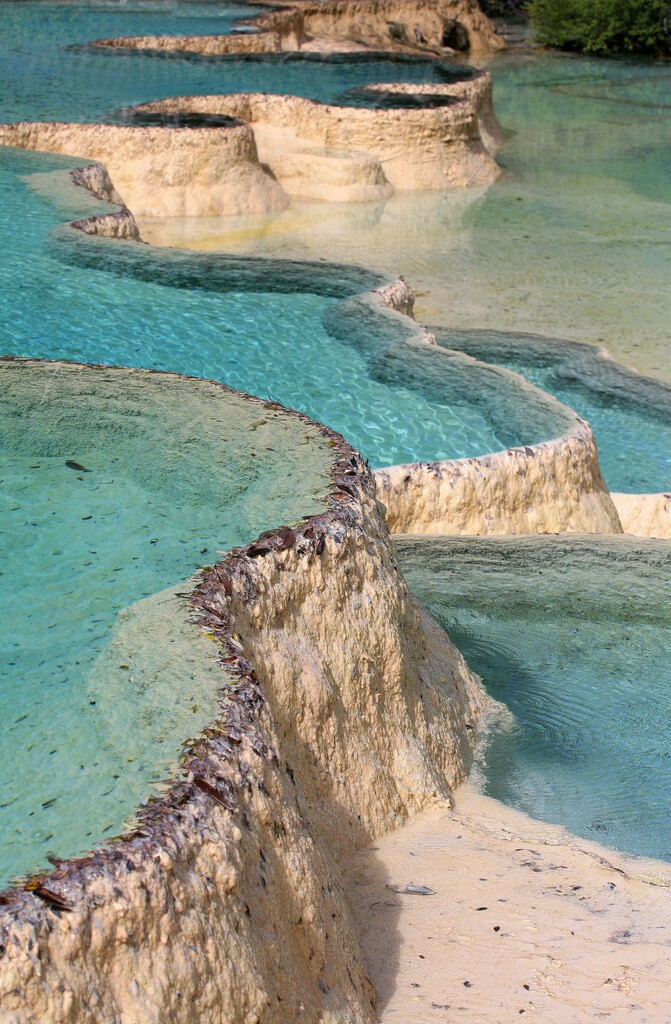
[345,782,671,1024]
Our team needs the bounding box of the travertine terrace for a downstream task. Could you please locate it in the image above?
[1,3,669,1020]
[0,67,501,213]
[0,120,288,218]
[0,0,504,212]
[0,358,488,1023]
[92,0,505,57]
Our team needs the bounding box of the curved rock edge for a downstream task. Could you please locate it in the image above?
[88,0,506,58]
[426,323,671,538]
[0,355,487,1023]
[27,155,625,537]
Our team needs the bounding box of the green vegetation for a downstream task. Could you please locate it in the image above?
[527,0,671,55]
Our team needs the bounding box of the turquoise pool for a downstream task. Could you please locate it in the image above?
[0,358,333,889]
[397,534,671,863]
[0,0,471,122]
[1,0,670,877]
[431,326,671,494]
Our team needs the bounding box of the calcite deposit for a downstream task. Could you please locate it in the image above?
[0,58,500,212]
[0,120,287,218]
[612,492,671,540]
[0,359,488,1024]
[92,0,504,57]
[129,71,501,202]
[374,428,623,536]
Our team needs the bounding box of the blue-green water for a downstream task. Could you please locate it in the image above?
[397,535,671,862]
[1,0,670,877]
[431,327,671,494]
[0,359,333,888]
[499,360,671,493]
[1,145,534,466]
[0,0,469,122]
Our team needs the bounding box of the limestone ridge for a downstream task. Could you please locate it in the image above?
[91,0,505,57]
[51,160,623,536]
[0,359,488,1023]
[0,61,502,213]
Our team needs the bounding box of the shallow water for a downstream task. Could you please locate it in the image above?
[397,535,671,862]
[0,360,332,887]
[0,0,469,121]
[430,326,671,494]
[175,51,670,378]
[489,359,671,493]
[1,145,538,467]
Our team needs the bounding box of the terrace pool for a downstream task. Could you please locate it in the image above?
[397,534,671,863]
[0,38,570,886]
[0,0,472,123]
[0,358,333,889]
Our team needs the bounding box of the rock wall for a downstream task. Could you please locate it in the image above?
[131,71,501,200]
[0,121,288,218]
[375,428,623,535]
[612,492,671,540]
[0,365,487,1024]
[259,0,505,53]
[93,0,504,55]
[93,30,284,55]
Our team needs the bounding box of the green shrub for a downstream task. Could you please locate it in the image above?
[527,0,671,55]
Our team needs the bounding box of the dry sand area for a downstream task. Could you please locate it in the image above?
[346,783,671,1023]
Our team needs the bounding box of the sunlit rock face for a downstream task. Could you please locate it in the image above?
[128,69,501,201]
[0,59,500,211]
[93,0,505,56]
[275,0,504,53]
[0,120,289,218]
[0,359,487,1024]
[612,492,671,539]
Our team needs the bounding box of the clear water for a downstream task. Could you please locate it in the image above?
[0,145,531,467]
[0,3,551,886]
[396,535,671,862]
[0,0,469,122]
[0,359,332,888]
[498,361,671,493]
[430,327,671,494]
[193,52,671,385]
[1,0,669,879]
